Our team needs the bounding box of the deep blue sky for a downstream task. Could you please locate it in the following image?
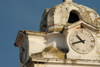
[0,0,100,67]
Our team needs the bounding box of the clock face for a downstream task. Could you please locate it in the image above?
[20,38,28,63]
[69,29,95,54]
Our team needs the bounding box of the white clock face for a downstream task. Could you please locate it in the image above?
[69,29,95,54]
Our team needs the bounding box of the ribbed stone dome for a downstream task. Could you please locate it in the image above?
[40,1,100,32]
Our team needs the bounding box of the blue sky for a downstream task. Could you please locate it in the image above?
[0,0,100,67]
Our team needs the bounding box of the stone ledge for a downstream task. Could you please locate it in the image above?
[31,58,100,66]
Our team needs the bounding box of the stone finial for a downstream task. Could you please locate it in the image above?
[62,0,73,3]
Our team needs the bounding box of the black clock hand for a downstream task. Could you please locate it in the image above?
[72,40,85,45]
[76,35,85,44]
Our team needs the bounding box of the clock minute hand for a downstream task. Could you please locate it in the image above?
[72,41,82,45]
[76,35,85,44]
[72,40,85,45]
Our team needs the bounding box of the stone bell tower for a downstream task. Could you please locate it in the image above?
[14,0,100,67]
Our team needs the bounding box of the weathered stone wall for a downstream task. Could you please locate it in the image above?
[40,2,100,32]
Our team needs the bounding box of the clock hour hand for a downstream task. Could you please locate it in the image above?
[76,35,85,44]
[72,40,85,45]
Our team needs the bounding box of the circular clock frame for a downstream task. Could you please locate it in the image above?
[68,29,95,54]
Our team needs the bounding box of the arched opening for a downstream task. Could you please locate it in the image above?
[68,10,80,23]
